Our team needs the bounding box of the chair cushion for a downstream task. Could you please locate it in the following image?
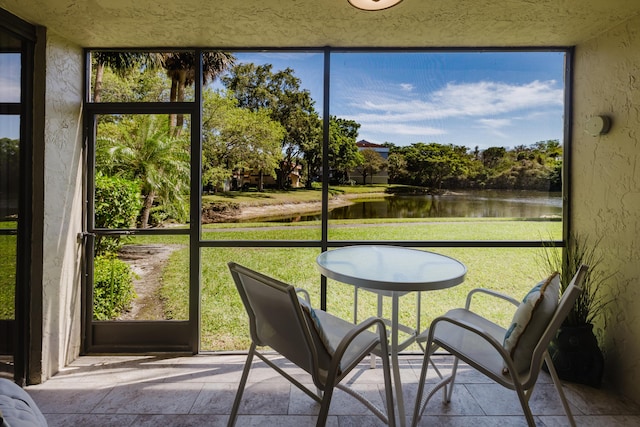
[0,378,48,427]
[311,308,380,370]
[432,308,510,383]
[503,272,560,374]
[299,298,337,354]
[298,298,379,375]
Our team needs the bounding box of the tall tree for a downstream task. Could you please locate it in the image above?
[532,139,563,162]
[97,115,190,228]
[387,151,408,184]
[161,51,235,135]
[355,148,386,184]
[481,146,507,169]
[0,137,19,211]
[327,117,363,183]
[222,63,321,188]
[201,90,284,191]
[403,142,469,189]
[92,52,157,102]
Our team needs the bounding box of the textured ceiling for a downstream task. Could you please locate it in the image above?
[2,0,640,48]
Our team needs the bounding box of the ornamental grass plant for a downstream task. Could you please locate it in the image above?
[540,233,613,327]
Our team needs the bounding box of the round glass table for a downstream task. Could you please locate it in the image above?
[316,245,467,426]
[316,245,467,293]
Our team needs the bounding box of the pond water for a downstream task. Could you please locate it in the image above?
[262,189,562,222]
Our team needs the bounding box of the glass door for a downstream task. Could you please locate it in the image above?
[84,50,202,352]
[0,12,36,383]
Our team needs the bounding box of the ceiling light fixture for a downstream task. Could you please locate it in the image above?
[348,0,403,11]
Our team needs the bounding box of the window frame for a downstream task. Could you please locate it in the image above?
[82,46,573,353]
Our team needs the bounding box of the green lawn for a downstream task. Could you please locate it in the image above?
[201,184,395,207]
[131,219,561,351]
[0,225,17,319]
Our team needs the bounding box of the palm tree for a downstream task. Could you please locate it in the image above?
[160,51,235,135]
[92,52,160,102]
[101,115,190,228]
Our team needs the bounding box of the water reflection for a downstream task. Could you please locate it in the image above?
[257,190,562,223]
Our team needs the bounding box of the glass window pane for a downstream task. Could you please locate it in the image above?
[92,113,191,322]
[89,51,200,103]
[92,235,189,321]
[95,114,191,229]
[201,51,324,240]
[0,233,16,320]
[0,53,20,102]
[328,51,565,241]
[0,115,18,322]
[0,116,19,221]
[200,247,321,351]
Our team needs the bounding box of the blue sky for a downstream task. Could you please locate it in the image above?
[0,52,21,139]
[230,51,566,151]
[1,50,566,150]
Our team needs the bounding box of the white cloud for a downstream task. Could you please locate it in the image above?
[476,118,512,129]
[0,77,21,102]
[346,80,563,123]
[474,118,511,139]
[339,78,564,147]
[431,80,563,117]
[364,121,446,136]
[399,83,414,92]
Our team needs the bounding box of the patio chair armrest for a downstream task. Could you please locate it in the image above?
[295,288,311,304]
[340,316,388,352]
[330,316,389,372]
[465,288,520,310]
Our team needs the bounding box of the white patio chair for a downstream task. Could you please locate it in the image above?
[412,265,588,427]
[227,262,396,427]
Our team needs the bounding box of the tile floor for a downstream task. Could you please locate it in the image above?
[21,353,640,426]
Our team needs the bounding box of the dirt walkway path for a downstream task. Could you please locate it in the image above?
[117,244,183,320]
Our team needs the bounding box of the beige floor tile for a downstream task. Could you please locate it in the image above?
[415,415,532,426]
[540,414,640,426]
[91,382,204,414]
[44,413,138,427]
[189,382,240,414]
[235,381,291,415]
[234,414,339,426]
[28,382,115,414]
[288,382,388,416]
[23,355,638,427]
[465,383,572,416]
[132,414,230,426]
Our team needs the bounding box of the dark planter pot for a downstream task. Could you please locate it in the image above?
[547,323,604,387]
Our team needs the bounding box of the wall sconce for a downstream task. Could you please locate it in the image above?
[585,115,612,136]
[348,0,404,11]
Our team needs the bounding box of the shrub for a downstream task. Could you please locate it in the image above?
[94,172,142,255]
[93,255,137,320]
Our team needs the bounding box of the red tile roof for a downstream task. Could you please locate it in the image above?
[356,140,385,148]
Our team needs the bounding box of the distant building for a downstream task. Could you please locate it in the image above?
[351,140,389,185]
[231,164,302,190]
[356,140,389,159]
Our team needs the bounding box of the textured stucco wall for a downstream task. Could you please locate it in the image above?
[573,15,640,400]
[2,0,640,48]
[41,33,83,380]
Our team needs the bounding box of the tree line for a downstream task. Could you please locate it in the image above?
[382,139,562,192]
